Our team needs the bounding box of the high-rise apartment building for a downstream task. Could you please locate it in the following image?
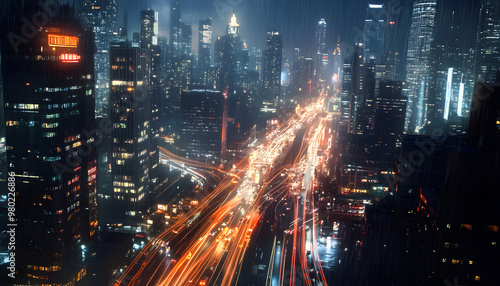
[106,43,151,228]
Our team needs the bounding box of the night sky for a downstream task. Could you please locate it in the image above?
[83,0,481,57]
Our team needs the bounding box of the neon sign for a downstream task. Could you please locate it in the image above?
[60,53,81,63]
[48,34,79,48]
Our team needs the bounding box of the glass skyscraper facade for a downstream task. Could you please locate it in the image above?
[404,0,437,134]
[263,31,283,108]
[80,0,119,118]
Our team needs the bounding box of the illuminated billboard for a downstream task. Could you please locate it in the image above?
[48,35,79,48]
[60,53,81,63]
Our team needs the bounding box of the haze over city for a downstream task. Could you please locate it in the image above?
[0,0,499,285]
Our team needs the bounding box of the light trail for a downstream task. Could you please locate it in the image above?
[115,96,326,286]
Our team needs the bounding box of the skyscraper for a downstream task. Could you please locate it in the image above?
[315,18,327,55]
[140,9,160,192]
[1,4,97,283]
[330,43,342,92]
[80,0,119,117]
[180,22,193,57]
[292,56,314,96]
[170,0,181,58]
[180,90,227,165]
[340,60,352,134]
[263,30,283,108]
[466,82,500,147]
[314,18,328,87]
[373,81,407,159]
[250,47,263,77]
[363,2,386,63]
[349,43,366,134]
[215,13,241,92]
[475,0,500,82]
[166,1,189,135]
[107,43,151,228]
[404,0,437,134]
[140,9,159,49]
[198,18,213,86]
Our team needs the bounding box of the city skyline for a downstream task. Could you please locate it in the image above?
[75,0,481,58]
[0,0,499,285]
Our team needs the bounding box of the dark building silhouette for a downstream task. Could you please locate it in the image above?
[291,56,313,97]
[475,0,500,82]
[169,0,181,58]
[214,14,241,93]
[179,22,192,57]
[373,81,407,160]
[180,90,227,165]
[396,82,500,285]
[363,2,386,63]
[1,2,97,283]
[262,30,283,109]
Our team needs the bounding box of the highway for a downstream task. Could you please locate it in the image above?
[114,95,326,286]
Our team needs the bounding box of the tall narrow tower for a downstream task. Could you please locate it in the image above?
[404,0,437,134]
[475,0,500,82]
[263,30,283,107]
[198,18,213,86]
[314,18,328,87]
[170,0,181,58]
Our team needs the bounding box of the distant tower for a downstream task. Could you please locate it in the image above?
[404,0,437,134]
[475,0,500,82]
[263,30,283,108]
[198,18,213,85]
[140,9,159,49]
[363,2,386,63]
[179,22,192,57]
[331,42,342,91]
[80,0,119,117]
[373,81,408,158]
[228,12,240,35]
[170,0,181,58]
[315,18,327,55]
[314,18,328,87]
[215,13,242,92]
